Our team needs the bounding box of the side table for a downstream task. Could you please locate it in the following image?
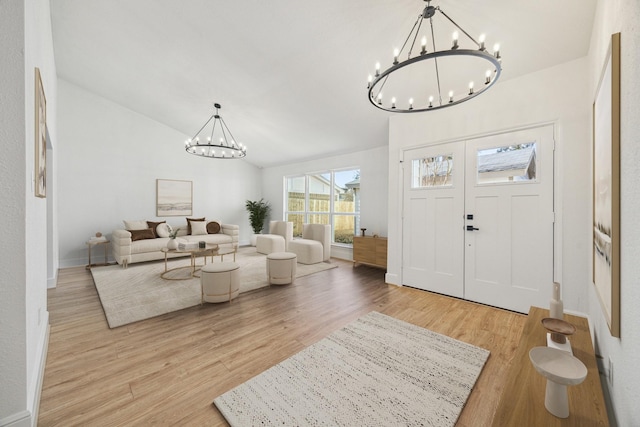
[86,239,111,270]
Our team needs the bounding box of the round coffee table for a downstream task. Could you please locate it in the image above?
[161,244,217,280]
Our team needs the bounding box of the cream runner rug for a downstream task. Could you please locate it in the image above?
[91,247,337,328]
[214,311,490,426]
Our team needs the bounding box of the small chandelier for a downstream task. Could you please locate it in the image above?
[184,103,246,159]
[367,0,503,113]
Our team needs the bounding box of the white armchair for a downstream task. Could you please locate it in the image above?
[288,224,331,264]
[256,221,294,254]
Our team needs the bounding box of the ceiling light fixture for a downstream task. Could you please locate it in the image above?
[184,103,246,159]
[367,0,503,113]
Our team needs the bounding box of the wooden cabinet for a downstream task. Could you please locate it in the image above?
[353,236,387,269]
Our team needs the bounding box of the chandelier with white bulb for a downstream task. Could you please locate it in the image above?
[184,103,246,159]
[367,0,503,113]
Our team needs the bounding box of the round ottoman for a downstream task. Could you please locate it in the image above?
[256,234,286,255]
[201,262,240,303]
[266,252,297,285]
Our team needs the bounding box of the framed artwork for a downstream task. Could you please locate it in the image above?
[156,179,193,216]
[35,68,47,198]
[592,32,620,337]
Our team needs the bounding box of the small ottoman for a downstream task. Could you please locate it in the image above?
[266,252,297,285]
[256,235,286,255]
[201,262,240,303]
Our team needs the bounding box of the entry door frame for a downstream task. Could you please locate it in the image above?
[398,122,561,309]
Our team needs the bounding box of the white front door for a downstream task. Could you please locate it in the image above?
[463,126,555,312]
[402,142,465,298]
[401,125,555,313]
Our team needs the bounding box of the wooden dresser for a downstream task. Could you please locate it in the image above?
[352,236,387,269]
[492,306,609,426]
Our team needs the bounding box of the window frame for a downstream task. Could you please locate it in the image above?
[284,168,360,246]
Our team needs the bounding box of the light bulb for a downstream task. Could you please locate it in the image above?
[375,62,381,77]
[428,96,434,108]
[448,91,454,103]
[452,31,459,49]
[391,97,396,109]
[393,48,399,65]
[409,98,414,110]
[485,69,492,84]
[468,81,475,95]
[377,93,383,105]
[493,43,501,59]
[421,36,427,54]
[479,34,486,50]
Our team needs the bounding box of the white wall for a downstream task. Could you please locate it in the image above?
[586,0,640,424]
[57,81,262,267]
[261,146,389,260]
[388,58,592,309]
[0,0,56,425]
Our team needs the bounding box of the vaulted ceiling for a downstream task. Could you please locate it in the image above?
[51,0,596,168]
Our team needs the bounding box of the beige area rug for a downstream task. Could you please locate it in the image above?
[91,247,337,328]
[214,311,490,426]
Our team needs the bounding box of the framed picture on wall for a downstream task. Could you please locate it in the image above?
[592,32,621,338]
[156,179,193,216]
[35,68,47,198]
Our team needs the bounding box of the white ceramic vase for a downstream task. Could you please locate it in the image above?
[250,234,258,247]
[167,238,178,250]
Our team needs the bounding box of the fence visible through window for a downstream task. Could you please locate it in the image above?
[285,169,360,244]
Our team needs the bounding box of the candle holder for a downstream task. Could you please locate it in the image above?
[360,228,367,237]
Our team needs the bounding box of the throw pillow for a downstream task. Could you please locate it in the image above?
[186,217,205,235]
[156,223,172,238]
[146,220,166,238]
[128,228,155,241]
[190,220,208,236]
[206,221,221,234]
[123,219,148,230]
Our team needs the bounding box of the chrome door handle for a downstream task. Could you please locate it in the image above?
[466,225,479,231]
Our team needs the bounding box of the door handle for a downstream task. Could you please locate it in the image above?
[466,225,479,231]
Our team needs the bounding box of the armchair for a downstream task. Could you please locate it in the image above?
[288,224,331,264]
[256,221,293,255]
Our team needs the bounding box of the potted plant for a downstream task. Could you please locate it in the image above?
[245,199,271,246]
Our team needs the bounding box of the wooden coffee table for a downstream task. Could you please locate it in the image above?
[160,244,237,280]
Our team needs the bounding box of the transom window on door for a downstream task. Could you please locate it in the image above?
[411,154,454,188]
[476,142,537,184]
[285,169,360,245]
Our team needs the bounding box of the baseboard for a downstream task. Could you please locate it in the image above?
[0,411,31,427]
[30,320,49,426]
[0,316,49,427]
[385,273,400,285]
[47,270,58,289]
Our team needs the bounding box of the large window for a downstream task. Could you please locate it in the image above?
[285,169,360,245]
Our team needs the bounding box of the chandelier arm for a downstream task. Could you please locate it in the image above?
[407,15,425,60]
[219,116,239,148]
[398,16,422,58]
[429,16,443,106]
[209,115,219,143]
[190,114,215,141]
[372,73,391,101]
[436,8,481,48]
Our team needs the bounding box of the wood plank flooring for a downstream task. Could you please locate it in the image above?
[39,259,526,426]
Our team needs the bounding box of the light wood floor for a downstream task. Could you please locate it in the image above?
[39,259,526,426]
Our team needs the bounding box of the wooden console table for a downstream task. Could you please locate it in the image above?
[353,236,387,269]
[492,306,608,426]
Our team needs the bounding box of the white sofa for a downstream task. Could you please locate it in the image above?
[112,220,239,266]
